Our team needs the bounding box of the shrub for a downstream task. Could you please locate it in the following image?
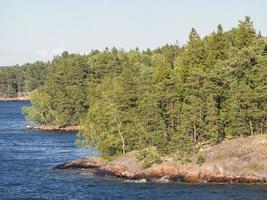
[138,147,162,168]
[197,154,205,165]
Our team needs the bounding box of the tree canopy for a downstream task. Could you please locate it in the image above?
[6,17,267,159]
[0,62,47,98]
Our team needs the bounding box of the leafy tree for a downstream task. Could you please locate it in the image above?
[19,17,267,160]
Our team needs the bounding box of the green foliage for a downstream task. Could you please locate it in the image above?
[0,62,47,98]
[197,154,205,165]
[22,89,55,125]
[18,17,267,160]
[23,53,90,126]
[137,147,162,168]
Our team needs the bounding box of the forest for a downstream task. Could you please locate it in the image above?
[0,62,47,98]
[2,17,267,160]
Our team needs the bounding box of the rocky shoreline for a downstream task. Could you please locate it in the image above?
[0,97,30,102]
[26,125,80,132]
[55,135,267,184]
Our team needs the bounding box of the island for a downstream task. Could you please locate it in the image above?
[1,17,267,184]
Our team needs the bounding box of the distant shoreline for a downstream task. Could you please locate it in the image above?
[0,97,30,102]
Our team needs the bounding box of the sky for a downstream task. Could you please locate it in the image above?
[0,0,266,66]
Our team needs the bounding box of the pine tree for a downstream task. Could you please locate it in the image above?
[234,16,256,49]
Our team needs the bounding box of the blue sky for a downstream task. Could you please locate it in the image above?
[0,0,266,66]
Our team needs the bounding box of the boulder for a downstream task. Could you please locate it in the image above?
[54,157,105,169]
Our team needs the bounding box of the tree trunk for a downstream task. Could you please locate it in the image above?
[193,123,197,143]
[103,94,125,154]
[260,123,264,135]
[249,119,253,135]
[170,101,174,132]
[118,128,125,154]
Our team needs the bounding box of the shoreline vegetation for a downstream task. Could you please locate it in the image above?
[0,62,46,100]
[2,17,267,184]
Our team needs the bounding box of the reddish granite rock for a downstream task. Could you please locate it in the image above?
[54,157,105,169]
[134,164,181,181]
[0,96,30,101]
[27,125,80,132]
[100,151,143,178]
[55,135,267,184]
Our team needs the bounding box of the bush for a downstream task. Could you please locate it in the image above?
[179,155,192,165]
[137,147,162,168]
[197,154,205,165]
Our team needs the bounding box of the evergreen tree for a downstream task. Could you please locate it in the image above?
[19,17,267,160]
[234,16,256,49]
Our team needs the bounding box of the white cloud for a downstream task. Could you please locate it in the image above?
[37,47,65,59]
[52,47,65,56]
[37,49,49,58]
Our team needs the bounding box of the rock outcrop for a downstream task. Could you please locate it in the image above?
[54,157,105,169]
[26,125,80,132]
[99,151,143,178]
[0,96,30,101]
[55,134,267,183]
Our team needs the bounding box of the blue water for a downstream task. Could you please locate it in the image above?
[0,102,266,200]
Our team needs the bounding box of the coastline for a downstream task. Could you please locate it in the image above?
[0,97,30,102]
[55,134,267,184]
[26,125,80,132]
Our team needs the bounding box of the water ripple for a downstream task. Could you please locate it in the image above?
[0,102,267,200]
